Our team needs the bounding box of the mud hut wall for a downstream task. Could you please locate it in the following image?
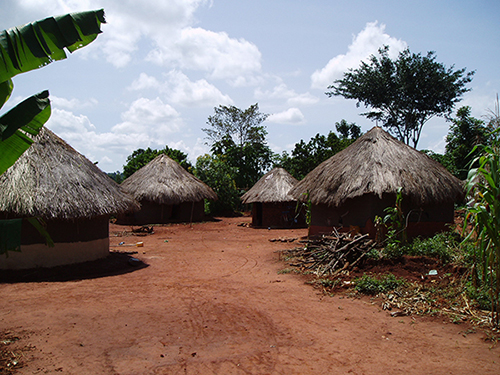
[309,194,455,238]
[116,200,173,225]
[171,201,205,222]
[251,201,306,228]
[0,238,109,270]
[16,215,110,245]
[0,215,110,270]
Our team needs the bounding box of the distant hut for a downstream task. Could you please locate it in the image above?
[0,128,139,270]
[241,167,306,228]
[290,127,465,238]
[116,154,217,225]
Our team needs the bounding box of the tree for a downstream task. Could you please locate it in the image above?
[445,106,488,180]
[194,154,241,215]
[123,146,192,179]
[203,104,274,191]
[327,46,474,148]
[278,121,361,179]
[0,10,106,175]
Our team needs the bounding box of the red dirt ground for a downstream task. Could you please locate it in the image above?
[0,216,499,374]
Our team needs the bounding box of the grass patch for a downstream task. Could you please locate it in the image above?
[354,273,406,295]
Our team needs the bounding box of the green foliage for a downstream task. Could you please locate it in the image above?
[0,9,105,176]
[123,146,192,179]
[107,171,124,184]
[463,132,500,327]
[382,187,407,247]
[202,104,274,206]
[355,273,406,295]
[195,154,241,215]
[445,106,488,180]
[406,232,459,264]
[278,121,361,179]
[328,46,474,148]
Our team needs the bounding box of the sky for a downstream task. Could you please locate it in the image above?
[2,0,499,173]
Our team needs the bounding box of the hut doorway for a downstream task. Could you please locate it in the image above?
[254,203,263,227]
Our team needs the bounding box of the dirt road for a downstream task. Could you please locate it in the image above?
[1,217,498,374]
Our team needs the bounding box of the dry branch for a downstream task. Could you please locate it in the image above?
[281,231,375,275]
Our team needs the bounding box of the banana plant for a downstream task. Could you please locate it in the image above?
[0,9,106,175]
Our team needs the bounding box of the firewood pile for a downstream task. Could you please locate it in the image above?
[280,228,376,276]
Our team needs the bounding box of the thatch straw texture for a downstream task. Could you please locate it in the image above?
[121,154,217,205]
[241,167,299,204]
[290,127,465,207]
[0,127,139,219]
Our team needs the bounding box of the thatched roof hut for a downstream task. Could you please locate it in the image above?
[290,127,465,237]
[116,154,217,225]
[0,127,139,269]
[241,167,306,228]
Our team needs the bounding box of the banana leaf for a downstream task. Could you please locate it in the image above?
[0,9,106,83]
[0,90,51,175]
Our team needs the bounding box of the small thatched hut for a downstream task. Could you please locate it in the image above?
[290,127,465,238]
[241,167,306,228]
[0,128,139,270]
[116,154,217,225]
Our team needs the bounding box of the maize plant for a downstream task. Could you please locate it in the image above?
[464,133,500,327]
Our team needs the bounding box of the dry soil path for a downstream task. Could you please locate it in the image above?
[0,217,499,374]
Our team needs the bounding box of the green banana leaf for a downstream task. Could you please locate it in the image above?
[0,9,105,175]
[0,9,106,83]
[0,90,51,175]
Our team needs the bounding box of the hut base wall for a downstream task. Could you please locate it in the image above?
[252,202,306,229]
[0,238,109,270]
[309,221,450,239]
[116,201,205,225]
[309,197,455,239]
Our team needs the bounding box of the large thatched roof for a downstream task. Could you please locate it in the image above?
[121,154,217,205]
[241,167,299,204]
[290,127,465,207]
[0,127,139,219]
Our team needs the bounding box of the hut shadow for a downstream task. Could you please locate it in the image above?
[0,252,149,284]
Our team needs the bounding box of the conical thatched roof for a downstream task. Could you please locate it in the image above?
[121,154,217,205]
[290,127,465,207]
[241,167,299,204]
[0,127,139,219]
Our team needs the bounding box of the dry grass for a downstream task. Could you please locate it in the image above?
[241,167,298,204]
[291,127,465,207]
[121,154,217,205]
[0,128,138,219]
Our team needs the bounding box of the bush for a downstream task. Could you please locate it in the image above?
[355,273,406,295]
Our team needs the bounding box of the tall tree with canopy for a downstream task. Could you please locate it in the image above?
[202,103,274,191]
[327,46,474,148]
[0,9,106,175]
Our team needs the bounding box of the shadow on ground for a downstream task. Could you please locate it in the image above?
[0,251,149,283]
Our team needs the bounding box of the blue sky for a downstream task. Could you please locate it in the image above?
[2,0,499,172]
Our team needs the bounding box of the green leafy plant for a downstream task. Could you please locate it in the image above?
[355,273,406,295]
[381,187,407,256]
[0,9,106,175]
[463,129,500,327]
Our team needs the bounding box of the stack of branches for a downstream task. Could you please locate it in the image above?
[281,228,376,276]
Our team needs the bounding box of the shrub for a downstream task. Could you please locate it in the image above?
[355,273,406,295]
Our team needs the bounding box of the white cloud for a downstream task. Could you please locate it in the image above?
[45,97,186,170]
[268,108,305,125]
[51,96,98,110]
[163,70,233,107]
[147,27,262,83]
[112,97,183,137]
[311,21,407,90]
[255,83,319,106]
[128,73,161,91]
